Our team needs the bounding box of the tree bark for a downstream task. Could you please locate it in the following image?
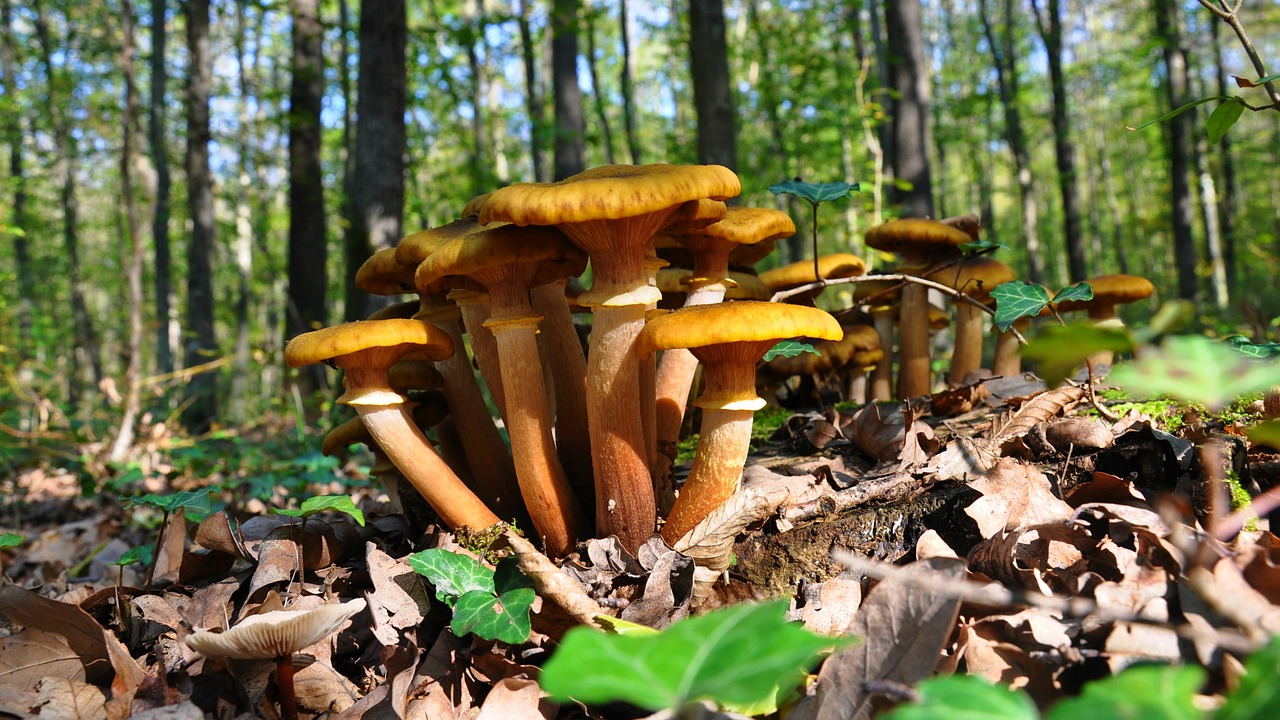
[515,0,547,180]
[149,0,173,377]
[464,0,490,193]
[584,5,616,164]
[1152,0,1198,304]
[882,0,934,219]
[1210,18,1238,291]
[184,0,218,433]
[618,0,641,164]
[689,0,737,171]
[229,0,256,422]
[0,0,31,353]
[287,0,329,393]
[551,0,584,179]
[978,0,1042,283]
[1031,0,1086,282]
[339,0,360,322]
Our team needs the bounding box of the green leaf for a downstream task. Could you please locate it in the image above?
[1108,335,1280,411]
[881,674,1039,720]
[539,599,841,712]
[992,282,1052,331]
[0,532,23,550]
[112,545,154,568]
[270,494,365,526]
[1207,98,1246,144]
[1019,323,1136,387]
[1045,664,1205,720]
[1127,95,1230,132]
[1132,300,1196,345]
[1051,282,1093,304]
[1248,421,1280,450]
[764,339,818,362]
[959,240,1008,254]
[407,548,494,607]
[122,487,217,519]
[767,179,859,204]
[1217,634,1280,720]
[449,557,535,644]
[1227,336,1280,359]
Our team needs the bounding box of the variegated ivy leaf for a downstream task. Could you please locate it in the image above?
[1051,282,1093,304]
[763,339,818,362]
[991,282,1052,332]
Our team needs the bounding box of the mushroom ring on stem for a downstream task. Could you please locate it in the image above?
[638,300,843,544]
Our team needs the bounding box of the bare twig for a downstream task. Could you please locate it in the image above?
[1196,0,1280,107]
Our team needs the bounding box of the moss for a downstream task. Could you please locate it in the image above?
[456,521,520,563]
[1222,471,1258,532]
[674,405,799,466]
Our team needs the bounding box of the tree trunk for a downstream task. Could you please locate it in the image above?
[1098,128,1129,275]
[551,0,584,179]
[515,0,547,180]
[339,0,360,322]
[229,0,256,422]
[1210,18,1238,291]
[1152,0,1198,304]
[978,0,1042,283]
[350,0,406,318]
[583,5,616,164]
[882,0,934,219]
[464,0,489,193]
[109,0,144,461]
[618,0,641,164]
[287,0,329,394]
[1031,0,1085,282]
[0,0,31,353]
[183,0,218,433]
[689,0,737,171]
[149,0,173,377]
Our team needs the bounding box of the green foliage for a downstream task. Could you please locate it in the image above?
[766,179,859,204]
[1217,634,1280,720]
[0,533,23,550]
[881,674,1038,720]
[1227,336,1280,359]
[538,599,840,714]
[122,487,218,521]
[960,240,1009,254]
[1108,336,1280,411]
[1046,664,1205,720]
[991,281,1093,331]
[270,494,365,526]
[1248,420,1280,449]
[1207,98,1246,145]
[1019,323,1135,387]
[111,545,153,568]
[407,548,534,644]
[764,339,818,362]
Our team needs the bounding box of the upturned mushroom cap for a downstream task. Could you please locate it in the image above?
[186,599,366,660]
[1055,274,1155,314]
[284,319,454,369]
[394,216,485,267]
[355,248,417,296]
[462,192,492,217]
[759,253,866,293]
[640,301,843,357]
[864,219,970,267]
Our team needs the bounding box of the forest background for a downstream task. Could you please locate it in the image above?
[0,0,1278,463]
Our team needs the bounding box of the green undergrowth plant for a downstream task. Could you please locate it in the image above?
[767,179,860,282]
[122,487,217,589]
[407,548,535,644]
[883,633,1280,720]
[270,494,365,527]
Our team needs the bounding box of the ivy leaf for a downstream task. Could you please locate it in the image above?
[1207,98,1246,144]
[881,674,1038,720]
[0,533,24,550]
[991,281,1052,331]
[271,494,366,526]
[1019,323,1135,387]
[1217,634,1280,720]
[407,548,494,607]
[449,557,535,644]
[122,487,217,520]
[959,239,1008,254]
[767,179,859,204]
[1045,664,1205,720]
[539,599,841,713]
[1227,336,1280,359]
[112,545,154,568]
[1248,420,1280,451]
[1051,282,1093,304]
[1108,335,1280,411]
[763,339,818,362]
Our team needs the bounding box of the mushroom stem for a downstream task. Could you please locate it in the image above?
[897,283,932,397]
[276,655,298,720]
[451,290,508,420]
[992,317,1026,377]
[586,303,657,550]
[948,301,986,386]
[870,307,895,402]
[530,281,594,511]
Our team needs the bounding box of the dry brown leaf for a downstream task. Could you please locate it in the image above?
[503,532,603,628]
[957,619,1060,706]
[1103,622,1182,673]
[926,436,1002,482]
[0,586,112,683]
[1063,471,1147,507]
[295,658,361,714]
[0,628,84,688]
[365,543,427,647]
[811,557,966,720]
[797,572,863,637]
[31,677,107,720]
[151,512,187,586]
[842,403,933,462]
[673,483,792,570]
[914,530,960,561]
[193,512,252,560]
[965,459,1074,536]
[1045,418,1114,452]
[474,677,555,720]
[993,386,1086,443]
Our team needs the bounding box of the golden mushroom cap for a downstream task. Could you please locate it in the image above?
[933,256,1016,300]
[284,319,453,368]
[638,300,843,355]
[321,416,372,456]
[759,253,867,292]
[661,198,728,233]
[366,299,421,321]
[387,360,443,393]
[186,599,366,660]
[477,164,742,226]
[864,219,971,263]
[680,206,796,246]
[395,216,485,266]
[729,238,777,268]
[1055,274,1155,313]
[355,247,417,296]
[462,192,492,217]
[414,222,587,294]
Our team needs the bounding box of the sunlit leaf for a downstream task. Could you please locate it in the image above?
[1108,335,1280,411]
[1051,282,1093,304]
[881,674,1038,720]
[449,557,534,644]
[1126,95,1229,131]
[764,339,818,362]
[0,532,24,550]
[407,548,494,606]
[1227,336,1280,359]
[122,487,217,519]
[112,545,154,568]
[959,239,1008,254]
[271,494,365,526]
[767,179,859,204]
[1019,323,1134,387]
[992,281,1052,331]
[1217,633,1280,720]
[1045,663,1204,720]
[1248,421,1280,450]
[1207,98,1246,144]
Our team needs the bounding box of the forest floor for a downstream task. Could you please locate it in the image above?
[3,371,1280,719]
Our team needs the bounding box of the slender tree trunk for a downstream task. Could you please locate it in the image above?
[1152,0,1198,304]
[287,0,329,394]
[350,0,406,317]
[583,5,616,164]
[230,0,256,422]
[747,0,803,261]
[551,0,584,179]
[183,0,218,432]
[1189,57,1228,310]
[868,0,892,174]
[618,0,641,164]
[515,0,546,180]
[882,0,934,219]
[689,0,737,171]
[464,0,489,193]
[847,0,885,228]
[110,0,144,461]
[1210,18,1238,291]
[339,0,361,322]
[149,0,173,377]
[34,2,101,407]
[1031,0,1085,281]
[1098,128,1129,274]
[978,0,1042,283]
[0,0,31,352]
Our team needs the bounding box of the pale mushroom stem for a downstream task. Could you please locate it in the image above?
[992,317,1026,377]
[870,308,895,402]
[487,311,588,556]
[948,301,986,386]
[452,290,508,420]
[660,351,762,544]
[276,656,299,720]
[897,283,932,398]
[587,303,657,550]
[530,282,594,509]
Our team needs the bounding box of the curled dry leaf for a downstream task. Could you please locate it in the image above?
[1045,417,1114,452]
[965,458,1075,536]
[993,385,1087,443]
